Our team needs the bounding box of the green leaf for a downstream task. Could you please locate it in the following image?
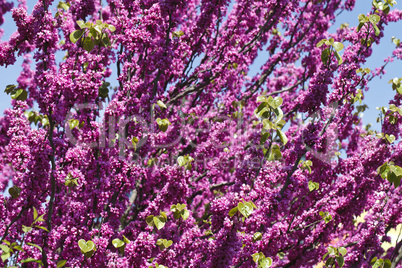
[57,2,70,11]
[321,48,330,65]
[252,232,263,242]
[157,100,167,109]
[358,14,369,23]
[326,256,335,267]
[33,207,38,221]
[21,258,43,266]
[99,82,109,98]
[146,215,155,227]
[372,23,380,36]
[384,259,392,268]
[78,239,96,257]
[122,235,130,244]
[333,42,344,52]
[277,129,288,145]
[1,252,10,262]
[252,252,264,263]
[260,132,270,145]
[334,50,343,65]
[112,238,125,248]
[316,39,327,48]
[181,209,189,220]
[177,156,186,166]
[102,34,111,47]
[107,24,116,32]
[369,14,380,24]
[336,255,345,267]
[258,257,272,268]
[229,207,238,217]
[172,30,184,38]
[56,260,67,268]
[83,37,95,52]
[35,225,49,232]
[69,30,83,43]
[238,201,255,218]
[385,134,395,143]
[10,88,28,101]
[8,186,21,199]
[357,22,365,32]
[69,119,79,130]
[27,242,42,252]
[0,244,9,253]
[338,247,347,256]
[256,96,268,103]
[164,240,173,248]
[22,225,32,233]
[153,215,166,230]
[5,84,17,94]
[156,118,171,132]
[308,181,316,192]
[272,97,283,109]
[76,20,86,29]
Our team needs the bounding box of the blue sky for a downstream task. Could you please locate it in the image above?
[0,0,401,131]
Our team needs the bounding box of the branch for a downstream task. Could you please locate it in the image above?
[0,207,28,243]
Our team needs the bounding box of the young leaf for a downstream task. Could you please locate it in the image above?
[336,255,345,267]
[56,260,67,268]
[229,207,238,217]
[146,215,155,227]
[11,88,28,101]
[76,20,86,29]
[333,42,344,52]
[372,23,380,36]
[334,50,343,65]
[321,48,330,65]
[338,247,347,256]
[369,14,380,24]
[316,39,327,48]
[83,37,95,52]
[112,238,125,249]
[22,225,32,233]
[157,100,167,109]
[252,232,263,242]
[33,207,38,221]
[27,242,42,252]
[21,258,43,265]
[153,215,166,230]
[70,30,83,43]
[277,129,288,145]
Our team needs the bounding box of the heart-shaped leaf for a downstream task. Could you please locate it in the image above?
[112,238,125,248]
[369,14,380,24]
[259,257,272,268]
[338,247,347,256]
[11,88,28,101]
[238,202,253,218]
[78,239,96,257]
[333,42,344,52]
[153,215,166,230]
[146,215,155,227]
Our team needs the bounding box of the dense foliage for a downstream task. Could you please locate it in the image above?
[1,0,402,267]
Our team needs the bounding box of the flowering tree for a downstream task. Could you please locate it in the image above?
[1,0,402,267]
